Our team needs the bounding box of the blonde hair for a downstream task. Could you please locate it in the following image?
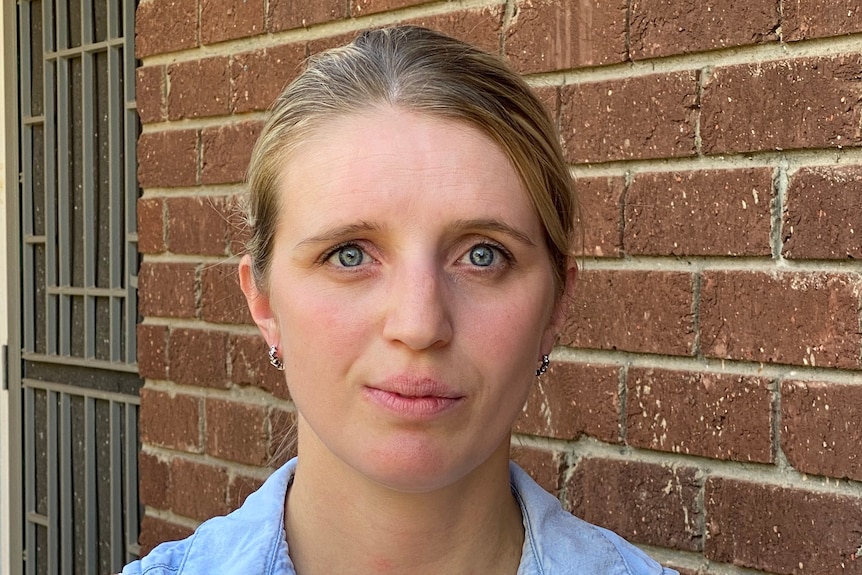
[245,26,577,292]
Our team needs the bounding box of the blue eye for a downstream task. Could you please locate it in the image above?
[468,245,496,267]
[331,245,365,267]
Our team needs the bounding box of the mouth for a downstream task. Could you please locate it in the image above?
[364,376,465,419]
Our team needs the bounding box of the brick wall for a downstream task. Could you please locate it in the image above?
[134,1,862,573]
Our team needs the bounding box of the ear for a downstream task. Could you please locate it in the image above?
[238,254,280,346]
[540,259,578,354]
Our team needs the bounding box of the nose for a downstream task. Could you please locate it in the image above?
[382,262,453,351]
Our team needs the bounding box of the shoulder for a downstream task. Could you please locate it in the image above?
[122,460,298,575]
[511,462,677,575]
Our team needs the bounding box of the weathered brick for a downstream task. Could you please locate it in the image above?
[307,31,359,57]
[138,262,197,319]
[137,323,169,380]
[138,515,194,556]
[569,458,702,551]
[626,368,773,463]
[267,0,346,32]
[201,262,253,325]
[228,474,266,510]
[573,176,624,257]
[229,334,291,399]
[784,0,862,41]
[268,408,298,467]
[705,477,862,573]
[231,43,307,113]
[700,271,862,369]
[226,194,252,256]
[167,57,231,120]
[137,197,165,254]
[404,6,505,56]
[165,196,231,256]
[139,388,201,452]
[562,270,695,356]
[506,0,627,74]
[560,72,699,163]
[169,329,230,388]
[138,452,170,508]
[783,166,862,260]
[169,458,230,521]
[201,121,263,185]
[136,66,165,124]
[700,55,862,155]
[201,0,264,44]
[781,380,862,482]
[137,130,198,188]
[515,361,621,443]
[630,0,779,59]
[510,444,566,496]
[205,399,268,466]
[351,0,431,16]
[625,169,773,256]
[532,85,559,125]
[135,0,198,58]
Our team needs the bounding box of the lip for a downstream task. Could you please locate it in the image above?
[363,376,465,419]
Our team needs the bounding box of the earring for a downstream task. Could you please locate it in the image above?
[268,345,284,371]
[535,354,550,377]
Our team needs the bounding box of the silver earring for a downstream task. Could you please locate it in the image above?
[268,345,284,371]
[535,354,550,377]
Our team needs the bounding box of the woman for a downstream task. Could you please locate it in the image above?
[124,26,676,575]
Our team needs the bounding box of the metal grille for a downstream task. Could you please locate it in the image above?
[15,0,142,572]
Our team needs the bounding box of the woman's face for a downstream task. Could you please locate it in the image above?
[242,107,565,493]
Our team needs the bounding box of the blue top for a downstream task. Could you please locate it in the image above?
[123,458,677,574]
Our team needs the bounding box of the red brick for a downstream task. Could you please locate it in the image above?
[169,458,230,521]
[626,368,773,463]
[701,55,862,155]
[705,477,862,573]
[229,334,291,400]
[137,130,198,188]
[137,197,165,254]
[201,121,263,185]
[515,361,621,443]
[169,328,230,388]
[167,57,231,120]
[138,515,194,556]
[138,262,197,319]
[137,323,169,380]
[205,399,268,466]
[231,43,307,113]
[783,166,862,260]
[201,262,253,325]
[625,169,773,256]
[573,176,624,257]
[781,381,862,482]
[569,458,702,551]
[135,0,198,58]
[562,270,696,356]
[226,194,252,256]
[510,445,566,496]
[560,72,699,163]
[784,0,862,41]
[136,66,165,124]
[404,6,505,56]
[165,196,231,256]
[307,31,359,57]
[700,271,862,369]
[351,0,430,16]
[630,0,779,59]
[228,474,266,510]
[267,0,346,32]
[506,0,627,74]
[533,86,559,125]
[268,408,298,467]
[138,452,170,508]
[139,388,201,452]
[201,0,264,44]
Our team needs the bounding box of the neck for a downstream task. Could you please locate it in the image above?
[284,424,524,575]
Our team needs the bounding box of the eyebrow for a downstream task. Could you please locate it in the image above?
[445,219,536,247]
[295,221,382,249]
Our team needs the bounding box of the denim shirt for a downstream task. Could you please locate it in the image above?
[123,458,677,575]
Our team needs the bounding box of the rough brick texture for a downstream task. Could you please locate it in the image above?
[137,130,198,188]
[168,57,231,120]
[510,444,566,496]
[783,166,862,260]
[168,329,230,388]
[205,399,269,466]
[783,0,862,41]
[200,263,253,325]
[137,262,197,319]
[231,44,306,113]
[574,176,625,257]
[705,477,862,573]
[139,388,201,452]
[165,196,232,256]
[136,0,198,58]
[268,0,346,32]
[201,121,263,184]
[201,0,265,44]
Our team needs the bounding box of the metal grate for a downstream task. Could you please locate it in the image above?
[16,0,142,572]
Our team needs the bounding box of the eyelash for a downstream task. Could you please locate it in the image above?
[465,240,515,267]
[318,239,516,268]
[320,241,369,266]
